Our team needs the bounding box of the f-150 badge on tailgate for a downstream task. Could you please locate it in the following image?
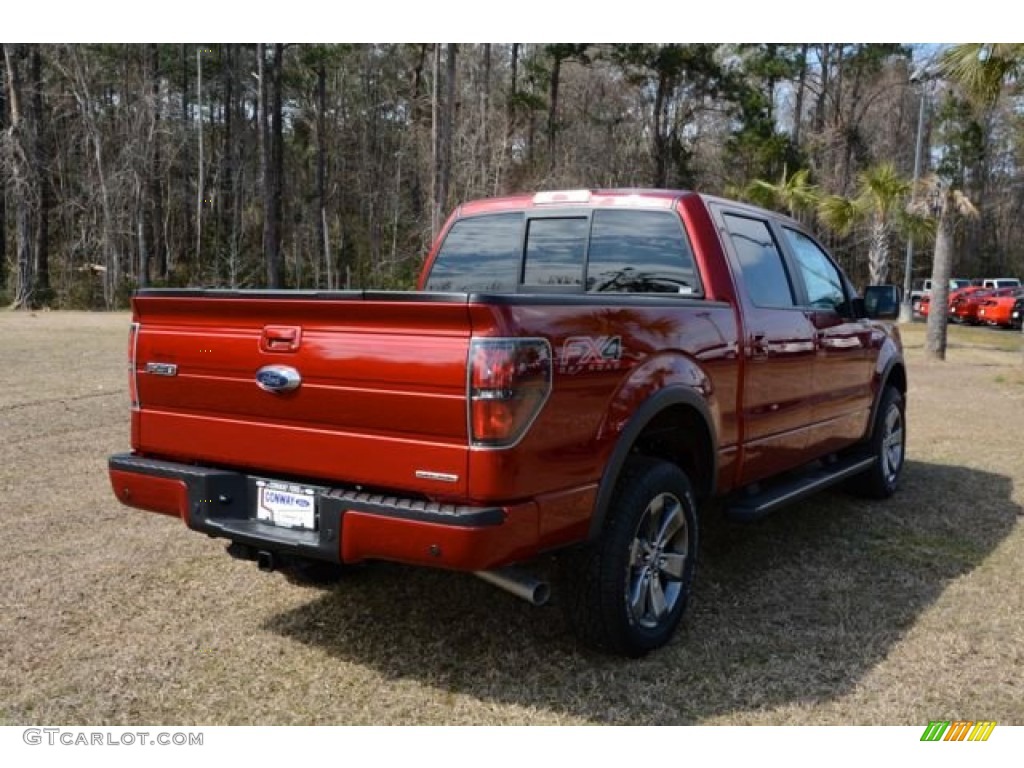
[255,365,302,393]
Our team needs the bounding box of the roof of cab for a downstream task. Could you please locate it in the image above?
[457,188,699,217]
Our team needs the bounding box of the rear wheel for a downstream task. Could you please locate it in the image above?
[561,457,698,657]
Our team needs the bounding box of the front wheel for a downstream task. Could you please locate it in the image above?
[560,457,698,657]
[850,385,905,499]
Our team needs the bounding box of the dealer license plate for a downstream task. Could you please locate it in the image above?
[255,481,317,530]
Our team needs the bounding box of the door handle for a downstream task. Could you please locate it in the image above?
[750,332,768,359]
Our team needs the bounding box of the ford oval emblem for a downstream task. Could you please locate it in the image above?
[255,365,302,393]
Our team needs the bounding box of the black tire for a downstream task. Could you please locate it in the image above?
[560,457,699,657]
[851,385,906,499]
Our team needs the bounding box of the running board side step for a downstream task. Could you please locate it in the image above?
[725,455,876,522]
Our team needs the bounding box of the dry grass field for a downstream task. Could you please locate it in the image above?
[1,311,1021,725]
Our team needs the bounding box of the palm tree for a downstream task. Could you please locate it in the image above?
[817,163,912,286]
[940,44,1023,107]
[744,167,819,222]
[915,177,978,361]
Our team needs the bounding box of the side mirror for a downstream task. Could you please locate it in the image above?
[862,285,900,320]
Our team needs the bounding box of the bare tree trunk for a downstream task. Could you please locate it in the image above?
[316,62,329,288]
[390,149,401,273]
[150,44,166,281]
[652,71,669,187]
[506,43,519,171]
[270,43,284,287]
[813,43,830,134]
[195,46,203,278]
[3,44,34,309]
[925,191,955,361]
[408,43,427,218]
[179,43,190,277]
[221,44,234,286]
[31,45,50,306]
[430,44,441,237]
[257,43,281,288]
[438,44,456,222]
[547,50,561,171]
[137,198,148,288]
[480,43,490,167]
[792,43,808,146]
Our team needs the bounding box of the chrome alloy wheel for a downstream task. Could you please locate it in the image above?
[626,491,689,629]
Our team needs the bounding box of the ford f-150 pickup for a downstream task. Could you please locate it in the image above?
[109,188,906,657]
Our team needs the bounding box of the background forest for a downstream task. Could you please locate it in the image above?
[1,43,1022,308]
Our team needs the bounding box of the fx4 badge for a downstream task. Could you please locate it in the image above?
[559,335,622,374]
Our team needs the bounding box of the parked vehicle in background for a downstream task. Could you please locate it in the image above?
[977,288,1024,327]
[910,277,971,315]
[951,289,996,325]
[107,188,907,657]
[1012,295,1024,330]
[980,278,1021,290]
[919,285,986,320]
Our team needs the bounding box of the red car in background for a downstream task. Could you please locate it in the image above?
[919,285,987,320]
[977,287,1024,327]
[950,289,993,324]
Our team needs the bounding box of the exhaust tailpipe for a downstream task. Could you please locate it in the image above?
[256,550,276,572]
[475,566,550,606]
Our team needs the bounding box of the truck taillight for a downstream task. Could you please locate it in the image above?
[468,338,552,448]
[128,321,140,410]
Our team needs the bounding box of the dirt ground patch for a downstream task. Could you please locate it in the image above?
[1,311,1022,725]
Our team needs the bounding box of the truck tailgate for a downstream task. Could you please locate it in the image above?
[132,291,472,497]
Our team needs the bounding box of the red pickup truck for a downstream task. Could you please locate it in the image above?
[109,189,906,657]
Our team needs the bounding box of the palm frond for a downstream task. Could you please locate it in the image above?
[817,195,859,237]
[743,180,779,209]
[897,209,936,244]
[745,168,819,216]
[939,43,1024,108]
[857,163,912,217]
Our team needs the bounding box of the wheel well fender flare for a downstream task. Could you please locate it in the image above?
[588,387,717,541]
[869,357,907,431]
